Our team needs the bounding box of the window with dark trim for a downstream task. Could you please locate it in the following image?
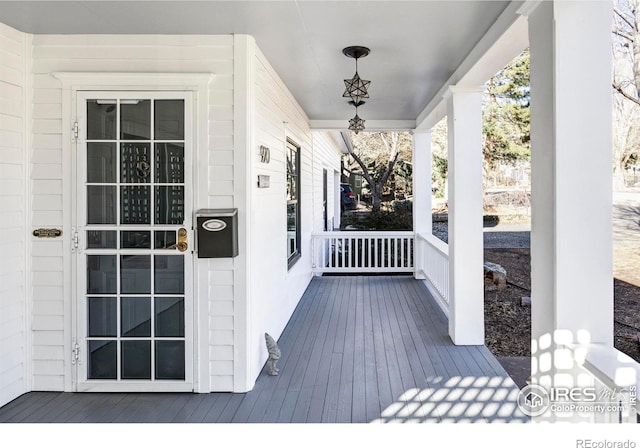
[286,139,301,268]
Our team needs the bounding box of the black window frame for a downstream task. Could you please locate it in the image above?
[286,139,301,269]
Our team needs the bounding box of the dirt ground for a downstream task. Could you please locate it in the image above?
[484,248,532,358]
[485,246,640,364]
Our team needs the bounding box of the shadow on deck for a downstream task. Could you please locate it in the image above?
[0,276,528,423]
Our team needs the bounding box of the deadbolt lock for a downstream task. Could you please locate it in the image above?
[177,228,188,252]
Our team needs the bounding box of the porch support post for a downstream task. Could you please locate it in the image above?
[412,130,432,280]
[527,0,613,420]
[446,86,484,345]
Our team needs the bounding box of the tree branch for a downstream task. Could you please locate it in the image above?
[380,133,400,187]
[614,29,635,44]
[348,150,376,189]
[615,6,636,31]
[613,82,640,107]
[380,150,400,188]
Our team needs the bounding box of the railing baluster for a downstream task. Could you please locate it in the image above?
[374,237,378,269]
[395,238,399,268]
[383,238,387,268]
[311,231,415,274]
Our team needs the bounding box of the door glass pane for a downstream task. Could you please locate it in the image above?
[155,186,184,224]
[154,100,184,140]
[154,255,184,294]
[120,143,151,183]
[155,341,185,380]
[87,100,116,140]
[88,340,117,379]
[88,297,117,337]
[155,143,184,183]
[87,186,116,224]
[120,100,150,140]
[87,255,116,294]
[121,231,151,249]
[120,255,151,294]
[155,297,184,337]
[83,95,188,385]
[121,341,151,379]
[87,143,116,183]
[154,231,176,249]
[120,186,151,224]
[121,297,151,337]
[287,203,297,258]
[86,231,116,249]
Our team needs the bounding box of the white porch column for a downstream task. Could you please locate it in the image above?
[527,0,613,420]
[446,86,485,345]
[412,131,432,280]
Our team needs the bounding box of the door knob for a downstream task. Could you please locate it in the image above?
[177,228,188,252]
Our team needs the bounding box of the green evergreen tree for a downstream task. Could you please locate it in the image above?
[482,49,531,177]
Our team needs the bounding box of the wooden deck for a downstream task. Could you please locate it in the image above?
[0,276,528,423]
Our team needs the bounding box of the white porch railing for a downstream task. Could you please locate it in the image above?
[311,231,414,274]
[415,232,449,311]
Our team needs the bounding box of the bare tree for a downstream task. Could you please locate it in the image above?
[346,131,412,212]
[613,93,640,189]
[613,0,640,188]
[613,0,640,104]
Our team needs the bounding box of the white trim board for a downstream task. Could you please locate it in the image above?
[50,71,214,393]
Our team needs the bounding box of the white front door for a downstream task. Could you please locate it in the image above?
[73,91,194,392]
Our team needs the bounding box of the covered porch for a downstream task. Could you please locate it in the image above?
[0,276,526,423]
[0,0,637,427]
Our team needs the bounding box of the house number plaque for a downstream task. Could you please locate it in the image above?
[33,228,62,238]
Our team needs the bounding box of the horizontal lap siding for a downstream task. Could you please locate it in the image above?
[0,22,27,407]
[311,133,342,232]
[247,47,341,385]
[31,34,235,391]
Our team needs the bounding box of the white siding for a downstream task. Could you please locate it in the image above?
[31,34,235,391]
[0,22,28,407]
[311,132,342,232]
[246,46,342,386]
[11,32,341,395]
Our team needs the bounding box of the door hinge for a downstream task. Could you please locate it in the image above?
[72,122,79,141]
[71,340,81,365]
[71,227,79,253]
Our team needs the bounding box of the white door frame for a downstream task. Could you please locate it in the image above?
[53,72,213,393]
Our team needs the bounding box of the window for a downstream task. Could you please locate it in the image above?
[286,139,301,268]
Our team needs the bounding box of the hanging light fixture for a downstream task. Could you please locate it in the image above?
[348,102,366,134]
[342,46,371,133]
[342,46,371,106]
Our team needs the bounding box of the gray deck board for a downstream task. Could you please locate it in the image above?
[375,277,407,404]
[335,277,356,423]
[89,393,138,423]
[204,393,236,423]
[80,393,129,423]
[363,276,381,422]
[0,391,59,422]
[0,275,525,424]
[351,276,367,423]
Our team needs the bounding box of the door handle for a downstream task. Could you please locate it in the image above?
[177,228,188,252]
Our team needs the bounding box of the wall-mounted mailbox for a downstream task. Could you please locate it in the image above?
[195,208,238,258]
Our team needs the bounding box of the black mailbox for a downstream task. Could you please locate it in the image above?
[195,209,238,258]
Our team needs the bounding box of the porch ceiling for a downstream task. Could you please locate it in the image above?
[0,0,523,125]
